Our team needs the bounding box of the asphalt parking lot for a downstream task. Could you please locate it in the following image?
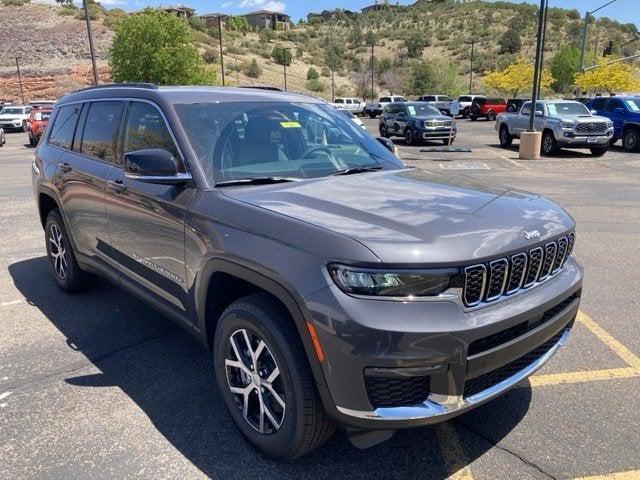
[1,119,639,480]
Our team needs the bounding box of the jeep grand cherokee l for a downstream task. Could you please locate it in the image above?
[32,84,583,459]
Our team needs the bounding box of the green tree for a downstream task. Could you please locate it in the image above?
[243,59,262,79]
[348,22,363,47]
[227,16,250,32]
[498,27,522,55]
[365,30,379,47]
[307,67,319,80]
[110,9,216,85]
[404,31,427,59]
[271,47,293,66]
[408,58,464,96]
[550,45,580,93]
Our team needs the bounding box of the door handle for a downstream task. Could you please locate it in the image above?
[107,179,127,194]
[59,162,72,173]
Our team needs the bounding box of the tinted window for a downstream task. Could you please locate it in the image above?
[334,99,344,104]
[603,99,623,112]
[124,102,178,158]
[459,96,472,102]
[423,96,436,102]
[590,98,606,110]
[380,97,391,103]
[48,105,81,150]
[80,102,123,162]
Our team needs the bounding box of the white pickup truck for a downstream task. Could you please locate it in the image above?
[417,95,453,116]
[363,95,408,118]
[495,99,614,156]
[332,97,365,115]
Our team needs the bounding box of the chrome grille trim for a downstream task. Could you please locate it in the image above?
[461,233,574,308]
[485,259,509,301]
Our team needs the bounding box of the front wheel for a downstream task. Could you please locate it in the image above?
[214,294,335,459]
[469,115,477,121]
[486,111,497,121]
[590,146,607,157]
[541,131,558,156]
[369,112,376,119]
[499,125,513,147]
[379,124,389,138]
[622,128,640,152]
[404,127,417,145]
[462,108,470,119]
[21,120,28,132]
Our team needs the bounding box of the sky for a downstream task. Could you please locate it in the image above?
[75,0,639,26]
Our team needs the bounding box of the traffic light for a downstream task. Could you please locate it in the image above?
[603,41,614,57]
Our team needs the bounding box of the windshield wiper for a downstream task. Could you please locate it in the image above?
[215,176,301,187]
[330,165,383,176]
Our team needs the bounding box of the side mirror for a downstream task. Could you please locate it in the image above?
[376,136,396,153]
[535,110,544,116]
[614,107,624,114]
[590,109,598,115]
[123,149,191,185]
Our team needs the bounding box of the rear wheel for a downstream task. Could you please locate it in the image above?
[213,294,335,459]
[462,108,470,119]
[44,209,95,293]
[470,115,478,121]
[29,134,36,146]
[486,111,497,121]
[499,125,513,147]
[622,128,640,152]
[590,146,607,157]
[21,120,28,132]
[369,112,376,119]
[541,131,558,156]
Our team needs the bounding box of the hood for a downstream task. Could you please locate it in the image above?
[561,114,610,122]
[221,169,574,265]
[0,113,24,119]
[414,115,452,122]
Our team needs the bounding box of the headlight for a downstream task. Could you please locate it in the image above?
[560,121,575,128]
[606,120,613,127]
[328,264,458,297]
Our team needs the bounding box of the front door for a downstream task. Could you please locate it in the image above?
[105,101,194,317]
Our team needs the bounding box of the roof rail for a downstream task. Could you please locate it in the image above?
[73,83,159,93]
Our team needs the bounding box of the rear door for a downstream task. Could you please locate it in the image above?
[52,101,122,265]
[105,100,195,318]
[603,98,624,138]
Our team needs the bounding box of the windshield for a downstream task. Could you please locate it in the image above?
[174,102,401,185]
[406,103,441,116]
[1,108,23,115]
[547,102,590,115]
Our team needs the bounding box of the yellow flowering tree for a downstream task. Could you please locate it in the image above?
[574,57,640,95]
[483,58,554,97]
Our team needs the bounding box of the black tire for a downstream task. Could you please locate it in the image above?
[213,294,335,459]
[404,127,416,145]
[470,115,478,121]
[21,120,28,132]
[369,112,376,119]
[622,128,640,152]
[44,209,95,293]
[29,134,36,147]
[499,125,513,148]
[379,123,389,138]
[541,130,558,156]
[486,111,497,121]
[590,146,607,157]
[462,108,470,119]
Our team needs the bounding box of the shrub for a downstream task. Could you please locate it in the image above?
[321,66,331,77]
[307,67,319,80]
[243,59,262,78]
[2,0,31,5]
[202,47,219,64]
[306,78,325,93]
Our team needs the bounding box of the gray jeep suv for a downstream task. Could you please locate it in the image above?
[32,84,583,459]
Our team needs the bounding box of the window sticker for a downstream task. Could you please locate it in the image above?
[547,104,557,115]
[407,106,416,115]
[625,100,640,112]
[280,121,301,128]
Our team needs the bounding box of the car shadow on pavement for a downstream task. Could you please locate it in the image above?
[487,144,605,158]
[9,256,533,480]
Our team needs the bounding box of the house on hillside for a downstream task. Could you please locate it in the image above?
[162,4,195,19]
[199,12,228,28]
[362,0,404,14]
[244,10,291,30]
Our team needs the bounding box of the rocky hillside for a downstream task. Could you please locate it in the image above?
[1,1,638,103]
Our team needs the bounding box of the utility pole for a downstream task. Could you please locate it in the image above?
[529,0,548,132]
[593,20,600,65]
[579,0,617,71]
[331,20,344,102]
[83,0,99,85]
[235,57,239,86]
[281,47,291,91]
[218,16,225,86]
[15,58,25,105]
[535,0,549,102]
[370,44,375,101]
[468,39,476,94]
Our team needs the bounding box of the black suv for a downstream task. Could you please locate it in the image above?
[32,84,583,458]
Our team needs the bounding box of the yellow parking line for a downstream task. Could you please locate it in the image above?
[576,311,640,369]
[573,470,640,480]
[435,422,475,480]
[530,367,639,387]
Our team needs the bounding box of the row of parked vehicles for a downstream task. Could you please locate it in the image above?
[0,100,55,147]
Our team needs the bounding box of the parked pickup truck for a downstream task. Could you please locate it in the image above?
[457,95,485,118]
[417,95,453,115]
[363,95,407,118]
[496,100,614,156]
[332,97,365,115]
[586,96,640,152]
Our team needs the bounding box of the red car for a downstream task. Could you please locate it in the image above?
[469,97,507,121]
[27,108,52,146]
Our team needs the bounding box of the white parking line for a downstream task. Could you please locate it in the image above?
[1,299,23,307]
[489,149,529,169]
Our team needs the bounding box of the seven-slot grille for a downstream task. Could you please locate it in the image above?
[462,233,575,307]
[575,122,607,134]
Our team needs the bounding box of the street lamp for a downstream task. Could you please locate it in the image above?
[15,58,25,105]
[468,39,476,94]
[331,20,345,102]
[218,16,226,86]
[83,0,99,85]
[579,0,617,71]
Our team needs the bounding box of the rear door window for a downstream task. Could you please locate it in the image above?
[80,101,124,162]
[48,105,82,150]
[123,101,178,159]
[334,99,344,104]
[380,97,391,103]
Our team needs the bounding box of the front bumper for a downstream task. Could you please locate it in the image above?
[420,127,457,140]
[305,258,583,430]
[558,131,612,147]
[0,121,23,129]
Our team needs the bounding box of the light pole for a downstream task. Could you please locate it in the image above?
[15,58,25,105]
[281,47,291,91]
[579,0,617,71]
[83,0,99,85]
[370,44,376,100]
[218,16,225,86]
[528,0,548,132]
[468,39,476,94]
[331,20,345,102]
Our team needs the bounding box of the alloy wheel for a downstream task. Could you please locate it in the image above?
[405,129,413,145]
[624,131,638,151]
[48,224,68,280]
[500,129,508,145]
[543,135,553,154]
[225,328,285,434]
